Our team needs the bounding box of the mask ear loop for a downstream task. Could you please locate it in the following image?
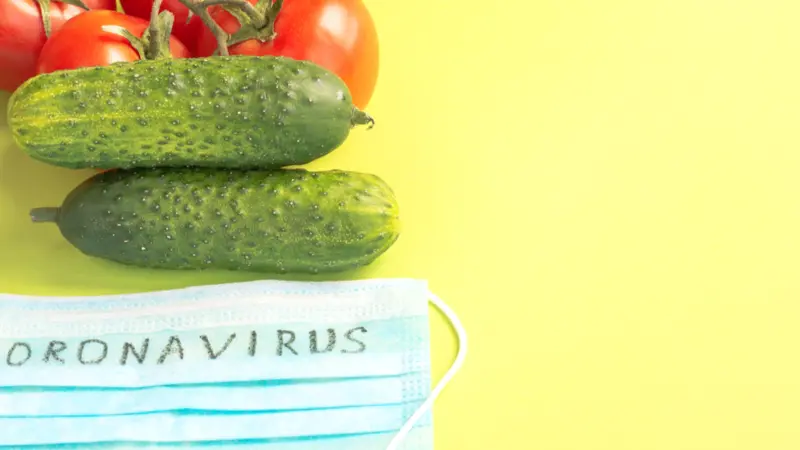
[385,291,468,450]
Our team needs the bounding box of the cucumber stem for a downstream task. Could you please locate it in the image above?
[30,207,60,224]
[351,109,375,130]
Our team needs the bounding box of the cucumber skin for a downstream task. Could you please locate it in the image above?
[8,56,369,170]
[37,168,400,274]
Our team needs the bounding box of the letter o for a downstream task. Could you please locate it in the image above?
[78,339,109,365]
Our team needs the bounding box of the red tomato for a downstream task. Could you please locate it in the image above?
[0,0,116,92]
[195,0,380,109]
[36,10,191,75]
[119,0,204,55]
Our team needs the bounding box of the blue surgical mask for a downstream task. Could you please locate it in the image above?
[0,279,466,450]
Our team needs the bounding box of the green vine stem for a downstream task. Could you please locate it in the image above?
[101,0,176,60]
[173,0,285,56]
[225,0,284,47]
[176,0,233,56]
[143,0,175,59]
[59,0,90,8]
[36,0,90,37]
[35,0,52,37]
[198,0,262,24]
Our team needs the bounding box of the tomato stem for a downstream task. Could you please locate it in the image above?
[145,0,165,57]
[35,0,52,37]
[176,0,232,56]
[102,25,147,56]
[174,0,285,55]
[148,0,163,50]
[60,0,90,9]
[102,0,176,61]
[263,0,283,39]
[199,0,263,26]
[38,0,90,34]
[141,0,176,59]
[224,0,285,48]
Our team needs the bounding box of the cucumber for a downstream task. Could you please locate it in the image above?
[30,168,400,274]
[8,56,374,170]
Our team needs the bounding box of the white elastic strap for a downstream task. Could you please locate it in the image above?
[385,291,468,450]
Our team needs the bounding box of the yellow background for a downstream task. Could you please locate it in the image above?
[3,0,800,448]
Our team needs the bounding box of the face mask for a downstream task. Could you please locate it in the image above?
[0,279,467,450]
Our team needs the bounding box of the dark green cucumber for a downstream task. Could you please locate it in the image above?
[30,168,400,274]
[8,56,374,170]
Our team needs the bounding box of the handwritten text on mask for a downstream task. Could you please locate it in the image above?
[3,327,368,367]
